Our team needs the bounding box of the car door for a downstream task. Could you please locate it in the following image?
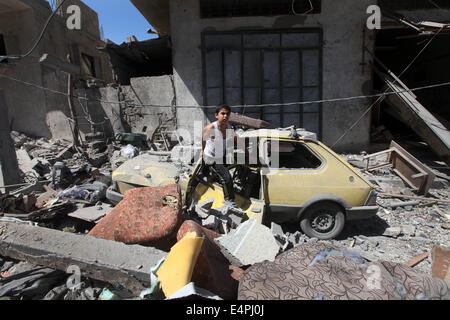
[259,137,326,208]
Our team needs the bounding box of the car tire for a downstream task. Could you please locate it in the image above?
[300,202,345,240]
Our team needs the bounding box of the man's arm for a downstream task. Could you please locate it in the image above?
[201,123,214,156]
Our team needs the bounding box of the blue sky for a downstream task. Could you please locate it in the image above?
[72,0,157,44]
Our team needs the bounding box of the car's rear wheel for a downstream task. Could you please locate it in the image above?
[300,202,345,240]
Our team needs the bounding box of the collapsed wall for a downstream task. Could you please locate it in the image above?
[74,75,177,142]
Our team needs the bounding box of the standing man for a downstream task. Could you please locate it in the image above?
[201,105,238,207]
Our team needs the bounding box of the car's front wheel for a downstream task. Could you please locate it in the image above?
[300,202,345,240]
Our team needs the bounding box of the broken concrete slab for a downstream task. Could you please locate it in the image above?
[401,225,416,237]
[16,149,39,178]
[214,218,279,267]
[68,203,114,223]
[0,221,166,295]
[382,227,402,238]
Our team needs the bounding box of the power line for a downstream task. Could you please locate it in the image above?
[0,0,68,62]
[427,0,450,11]
[1,72,449,109]
[331,25,446,147]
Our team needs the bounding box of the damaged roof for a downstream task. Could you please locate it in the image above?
[98,37,171,67]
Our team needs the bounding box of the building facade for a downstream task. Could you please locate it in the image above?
[0,0,113,140]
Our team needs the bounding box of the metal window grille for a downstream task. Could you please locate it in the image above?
[200,0,321,19]
[202,29,323,137]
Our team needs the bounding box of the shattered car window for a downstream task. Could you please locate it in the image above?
[267,140,322,169]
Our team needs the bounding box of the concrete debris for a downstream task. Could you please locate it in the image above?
[0,221,167,296]
[214,218,279,267]
[271,222,290,251]
[383,227,403,238]
[1,128,449,300]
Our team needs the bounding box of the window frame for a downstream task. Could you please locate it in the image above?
[201,28,323,138]
[262,138,324,171]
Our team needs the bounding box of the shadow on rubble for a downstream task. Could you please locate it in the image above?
[280,215,390,241]
[336,215,390,240]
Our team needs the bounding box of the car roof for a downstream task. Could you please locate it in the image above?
[237,128,318,141]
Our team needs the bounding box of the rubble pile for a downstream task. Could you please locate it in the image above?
[0,131,449,300]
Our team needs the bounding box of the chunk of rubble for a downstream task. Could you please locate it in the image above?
[401,225,416,237]
[270,222,290,251]
[214,218,279,267]
[382,227,402,238]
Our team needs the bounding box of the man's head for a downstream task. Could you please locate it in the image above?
[215,105,231,125]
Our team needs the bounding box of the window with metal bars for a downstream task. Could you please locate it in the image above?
[202,29,322,136]
[200,0,321,19]
[378,0,450,10]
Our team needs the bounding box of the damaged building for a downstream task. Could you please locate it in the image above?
[0,0,449,301]
[0,0,114,141]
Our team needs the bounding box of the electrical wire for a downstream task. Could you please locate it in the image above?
[427,0,450,11]
[0,0,68,61]
[1,72,449,110]
[331,25,446,147]
[292,0,313,15]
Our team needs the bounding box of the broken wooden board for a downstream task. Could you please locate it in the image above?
[381,72,450,165]
[229,113,270,129]
[0,221,167,296]
[388,141,435,194]
[363,140,435,194]
[68,204,114,223]
[404,252,428,268]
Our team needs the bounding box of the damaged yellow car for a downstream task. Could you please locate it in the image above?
[183,128,378,240]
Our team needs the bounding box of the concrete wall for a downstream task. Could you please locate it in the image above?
[75,75,177,141]
[0,0,113,141]
[169,0,376,151]
[0,89,20,192]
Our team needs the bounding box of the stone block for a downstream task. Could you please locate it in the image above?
[401,225,416,237]
[0,221,166,295]
[214,218,279,267]
[383,227,402,238]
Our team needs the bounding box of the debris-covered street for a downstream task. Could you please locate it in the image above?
[1,129,449,300]
[0,0,449,302]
